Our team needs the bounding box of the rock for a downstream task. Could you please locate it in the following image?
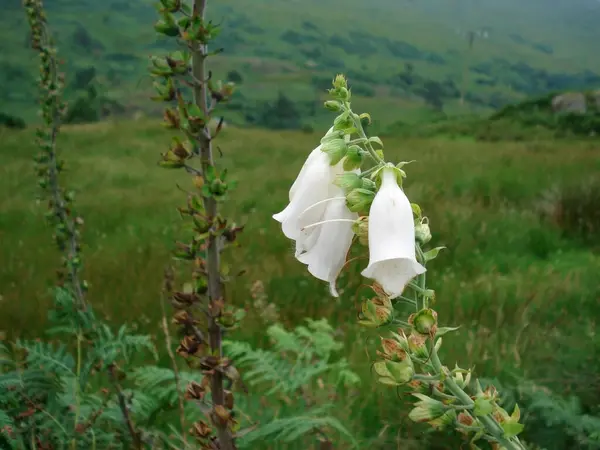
[551,92,587,114]
[592,90,600,111]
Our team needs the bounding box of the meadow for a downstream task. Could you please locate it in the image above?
[1,118,599,448]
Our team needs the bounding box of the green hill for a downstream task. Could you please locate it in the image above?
[2,0,600,127]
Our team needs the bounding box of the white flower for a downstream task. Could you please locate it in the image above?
[273,129,358,296]
[272,148,336,241]
[361,167,425,298]
[296,188,357,297]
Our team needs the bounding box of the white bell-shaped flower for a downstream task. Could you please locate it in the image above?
[296,187,357,297]
[272,149,334,241]
[361,166,426,298]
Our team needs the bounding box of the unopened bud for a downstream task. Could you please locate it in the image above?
[324,100,341,112]
[409,308,438,336]
[373,358,414,386]
[408,394,448,423]
[415,219,432,244]
[351,216,368,246]
[359,296,393,327]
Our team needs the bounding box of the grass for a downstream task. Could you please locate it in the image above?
[1,118,599,447]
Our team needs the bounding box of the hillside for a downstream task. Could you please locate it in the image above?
[2,0,600,128]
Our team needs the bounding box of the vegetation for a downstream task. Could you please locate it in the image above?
[2,0,600,126]
[2,0,600,448]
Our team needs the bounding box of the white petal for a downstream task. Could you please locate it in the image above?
[279,152,332,240]
[297,195,357,297]
[361,168,425,298]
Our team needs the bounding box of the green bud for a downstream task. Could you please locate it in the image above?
[333,111,353,130]
[373,358,414,386]
[415,219,432,244]
[346,188,375,213]
[358,296,392,328]
[408,394,448,423]
[410,308,438,335]
[428,409,457,431]
[320,138,348,165]
[333,74,348,90]
[154,20,179,37]
[324,100,341,112]
[343,145,362,171]
[351,216,368,246]
[334,173,362,192]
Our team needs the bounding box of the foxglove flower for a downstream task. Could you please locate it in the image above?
[361,167,425,298]
[273,130,358,296]
[296,188,357,296]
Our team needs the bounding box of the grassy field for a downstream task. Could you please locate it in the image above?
[1,118,599,447]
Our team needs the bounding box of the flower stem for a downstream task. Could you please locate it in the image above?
[430,343,526,450]
[345,102,386,165]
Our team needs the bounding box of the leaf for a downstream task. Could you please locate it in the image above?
[411,203,422,218]
[424,246,446,262]
[502,421,525,438]
[436,326,460,337]
[359,112,372,125]
[368,136,384,148]
[473,397,494,416]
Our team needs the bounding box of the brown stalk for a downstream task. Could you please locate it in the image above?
[191,1,235,448]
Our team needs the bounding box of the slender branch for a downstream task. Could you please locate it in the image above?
[23,0,86,310]
[191,1,235,448]
[107,364,142,449]
[160,296,187,446]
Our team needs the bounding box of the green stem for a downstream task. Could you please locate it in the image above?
[345,103,385,165]
[429,345,526,450]
[359,164,384,178]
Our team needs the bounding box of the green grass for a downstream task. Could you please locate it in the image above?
[1,119,599,447]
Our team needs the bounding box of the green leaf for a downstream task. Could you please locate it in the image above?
[424,246,446,262]
[411,203,422,218]
[502,421,525,438]
[473,397,494,416]
[359,112,371,125]
[435,326,460,337]
[368,136,384,148]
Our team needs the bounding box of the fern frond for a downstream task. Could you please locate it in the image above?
[238,407,356,447]
[17,340,75,376]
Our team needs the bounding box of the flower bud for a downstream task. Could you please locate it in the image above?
[408,394,448,423]
[333,74,348,90]
[415,219,432,245]
[324,100,341,112]
[379,337,407,362]
[346,188,375,213]
[407,333,429,360]
[409,308,438,336]
[429,409,457,430]
[358,296,392,328]
[373,358,414,386]
[351,216,368,246]
[320,138,348,165]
